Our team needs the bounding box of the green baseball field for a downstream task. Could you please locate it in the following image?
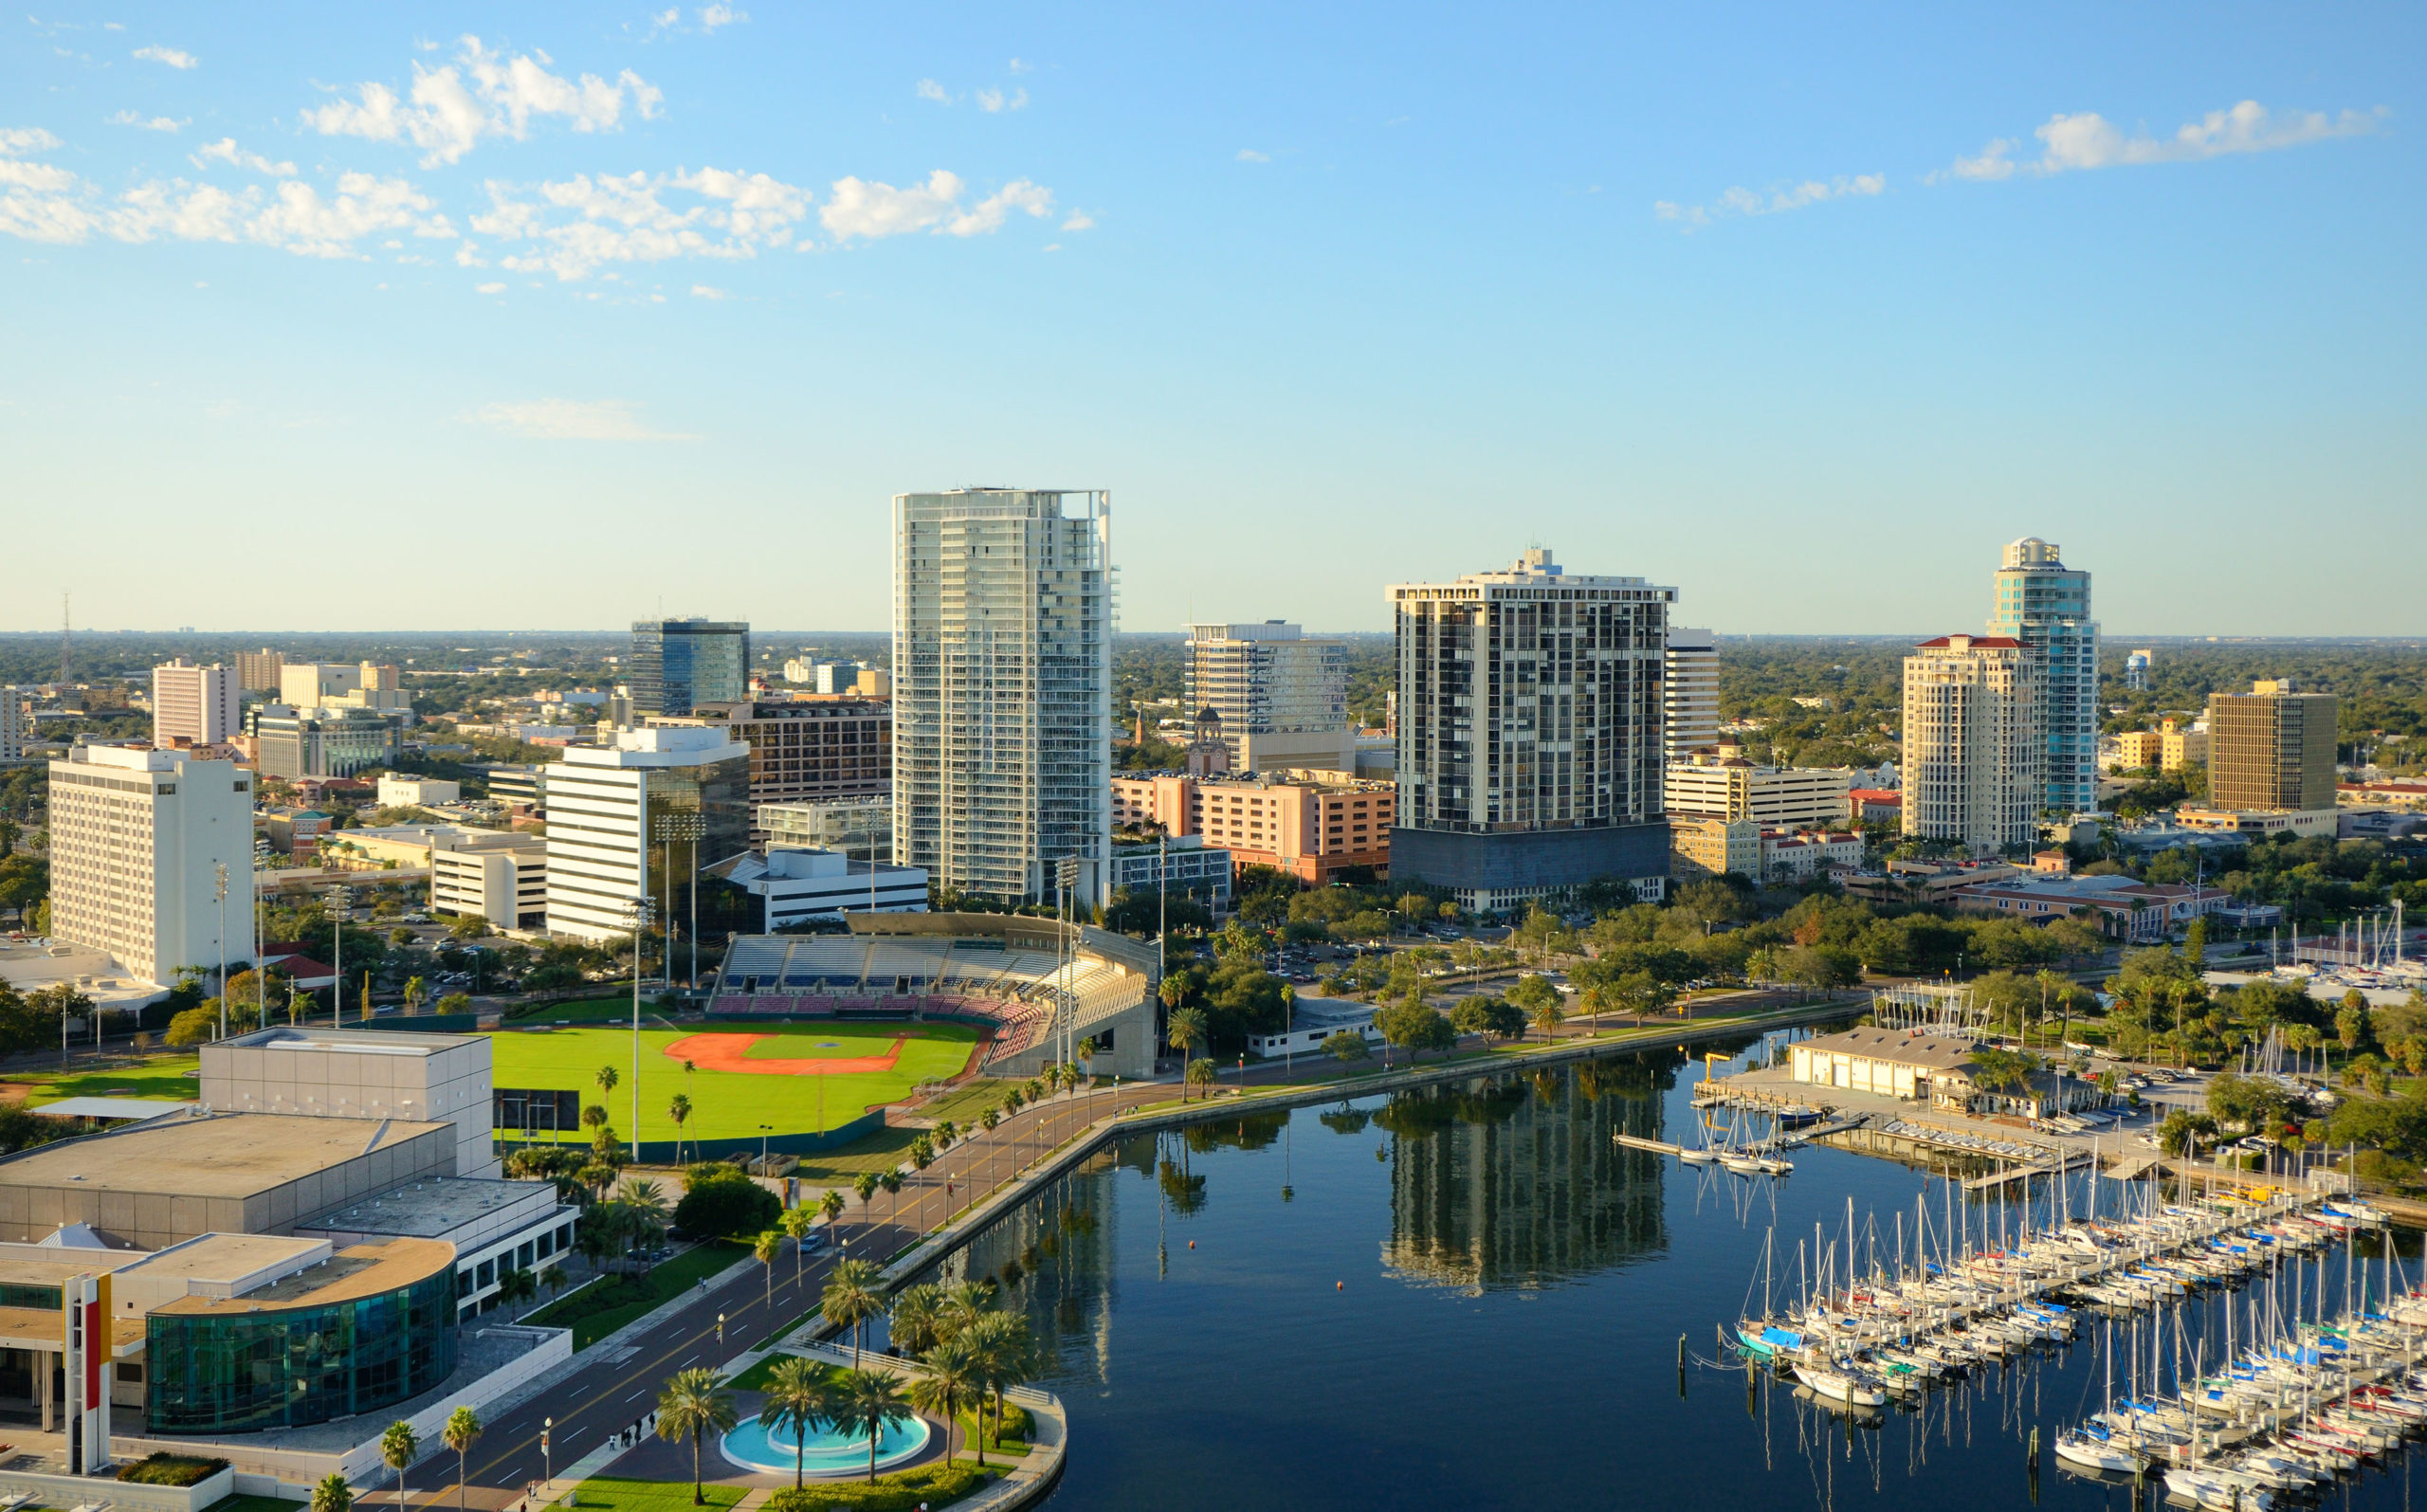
[487,1022,985,1144]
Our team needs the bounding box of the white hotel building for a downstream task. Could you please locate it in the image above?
[46,742,254,984]
[542,726,751,943]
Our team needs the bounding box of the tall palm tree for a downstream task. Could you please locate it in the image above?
[887,1283,946,1357]
[832,1367,913,1484]
[1165,1007,1208,1099]
[380,1421,419,1512]
[908,1336,985,1467]
[821,1258,885,1368]
[402,975,428,1015]
[757,1357,837,1489]
[754,1227,784,1314]
[819,1188,847,1230]
[962,1310,1038,1451]
[623,1179,671,1273]
[653,1366,738,1505]
[780,1205,816,1290]
[939,1279,998,1344]
[442,1407,482,1512]
[879,1170,903,1230]
[852,1170,881,1234]
[310,1473,352,1512]
[595,1065,620,1107]
[668,1092,693,1166]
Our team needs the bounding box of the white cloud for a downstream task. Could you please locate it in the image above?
[107,110,185,132]
[1008,57,1031,73]
[476,281,505,293]
[1060,211,1093,231]
[1235,148,1269,162]
[916,79,952,104]
[133,45,195,68]
[471,164,811,280]
[818,170,1053,241]
[305,36,663,167]
[1935,100,2382,184]
[689,282,725,298]
[191,137,296,176]
[468,398,695,440]
[699,5,746,30]
[1654,173,1884,231]
[1,128,64,155]
[976,87,1027,113]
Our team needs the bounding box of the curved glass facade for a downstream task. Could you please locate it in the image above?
[144,1265,457,1433]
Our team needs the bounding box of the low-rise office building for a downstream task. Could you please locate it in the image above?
[655,699,889,829]
[720,846,929,928]
[1949,872,2228,943]
[1664,748,1852,830]
[1107,833,1234,908]
[378,774,462,807]
[1846,788,1902,825]
[431,831,549,929]
[759,797,890,860]
[1111,770,1392,884]
[1670,815,1761,880]
[1761,829,1864,882]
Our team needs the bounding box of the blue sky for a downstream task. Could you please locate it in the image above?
[4,3,2419,636]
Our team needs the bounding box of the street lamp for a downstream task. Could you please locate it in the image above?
[326,884,355,1027]
[715,1311,725,1352]
[540,1418,553,1488]
[628,896,654,1163]
[758,1122,774,1173]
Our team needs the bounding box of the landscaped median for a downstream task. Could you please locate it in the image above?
[526,1241,751,1349]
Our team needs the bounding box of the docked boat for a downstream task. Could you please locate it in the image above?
[1792,1358,1890,1409]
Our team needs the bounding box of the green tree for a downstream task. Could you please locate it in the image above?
[1165,1005,1209,1095]
[1185,1057,1218,1098]
[667,1092,693,1166]
[887,1282,947,1357]
[757,1357,837,1489]
[833,1367,914,1484]
[963,1308,1039,1450]
[442,1407,482,1512]
[821,1257,885,1368]
[909,1334,987,1467]
[780,1204,816,1289]
[379,1421,419,1512]
[654,1367,739,1505]
[1323,1029,1369,1063]
[595,1064,620,1107]
[754,1227,783,1313]
[819,1188,847,1228]
[1505,974,1563,1039]
[310,1473,353,1512]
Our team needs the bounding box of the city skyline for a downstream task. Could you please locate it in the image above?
[4,4,2420,636]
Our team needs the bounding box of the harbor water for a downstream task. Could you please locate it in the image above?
[905,1035,2426,1512]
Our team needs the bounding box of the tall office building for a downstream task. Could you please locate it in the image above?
[542,726,751,943]
[893,488,1112,907]
[1989,537,2098,817]
[629,619,750,718]
[1900,634,2039,855]
[0,688,24,764]
[2207,681,2338,813]
[233,648,285,693]
[1387,549,1673,912]
[1662,626,1720,761]
[152,659,242,747]
[46,743,254,983]
[1183,621,1352,771]
[654,698,890,839]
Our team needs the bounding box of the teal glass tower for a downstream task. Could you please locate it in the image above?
[1989,537,2097,817]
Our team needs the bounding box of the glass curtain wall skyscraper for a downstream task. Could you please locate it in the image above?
[894,488,1112,908]
[629,618,751,717]
[1989,538,2097,817]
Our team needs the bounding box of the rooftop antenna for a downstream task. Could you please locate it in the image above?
[59,592,70,685]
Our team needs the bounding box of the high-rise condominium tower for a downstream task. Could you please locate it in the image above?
[1989,537,2098,816]
[1388,549,1673,912]
[2206,680,2338,814]
[1183,621,1352,771]
[1663,626,1719,761]
[893,488,1112,907]
[46,742,254,983]
[630,619,751,718]
[1901,634,2039,855]
[152,658,241,747]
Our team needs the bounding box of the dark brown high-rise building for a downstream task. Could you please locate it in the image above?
[2206,681,2337,813]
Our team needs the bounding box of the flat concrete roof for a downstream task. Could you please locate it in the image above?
[155,1238,453,1316]
[221,1025,477,1054]
[296,1175,549,1239]
[0,1111,453,1198]
[30,1097,194,1121]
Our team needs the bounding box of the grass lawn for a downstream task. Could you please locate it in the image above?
[557,1478,746,1512]
[488,1024,982,1141]
[3,1055,202,1107]
[785,1122,929,1183]
[904,1078,1014,1128]
[509,995,682,1027]
[525,1242,748,1349]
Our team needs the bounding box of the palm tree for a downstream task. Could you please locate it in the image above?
[1184,1059,1216,1101]
[402,975,428,1016]
[757,1357,837,1489]
[595,1064,620,1110]
[539,1263,570,1303]
[442,1408,482,1512]
[909,1335,986,1467]
[380,1421,419,1512]
[852,1171,881,1235]
[754,1227,784,1313]
[1165,1007,1208,1098]
[887,1283,946,1357]
[962,1309,1038,1451]
[668,1092,693,1166]
[653,1366,738,1505]
[780,1205,816,1289]
[819,1188,847,1230]
[940,1279,998,1344]
[832,1367,914,1484]
[880,1169,903,1230]
[496,1266,538,1317]
[310,1472,353,1512]
[623,1179,671,1273]
[821,1258,885,1368]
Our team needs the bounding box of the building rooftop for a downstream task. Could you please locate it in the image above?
[28,1097,193,1121]
[153,1237,453,1316]
[1800,1027,1981,1072]
[0,1110,453,1198]
[295,1176,552,1239]
[223,1024,478,1055]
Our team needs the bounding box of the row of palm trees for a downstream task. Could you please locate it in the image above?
[305,1405,486,1512]
[652,1266,1038,1496]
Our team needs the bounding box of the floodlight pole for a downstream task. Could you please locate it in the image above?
[214,863,229,1042]
[630,895,654,1163]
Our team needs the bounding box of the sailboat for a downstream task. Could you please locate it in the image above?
[1790,1357,1890,1409]
[2057,1317,2148,1474]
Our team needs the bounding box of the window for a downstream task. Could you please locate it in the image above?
[476,1258,495,1288]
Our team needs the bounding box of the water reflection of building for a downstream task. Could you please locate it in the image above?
[1381,1056,1674,1293]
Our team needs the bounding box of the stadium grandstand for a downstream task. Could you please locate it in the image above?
[711,912,1162,1078]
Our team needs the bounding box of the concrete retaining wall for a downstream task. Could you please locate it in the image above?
[0,1464,235,1512]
